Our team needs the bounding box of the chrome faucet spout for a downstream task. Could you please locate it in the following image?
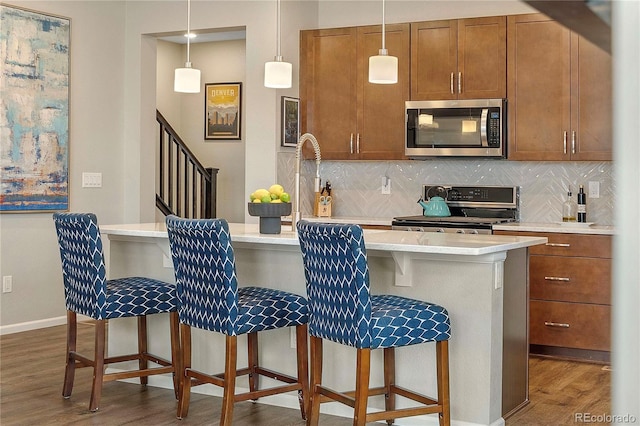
[293,133,321,231]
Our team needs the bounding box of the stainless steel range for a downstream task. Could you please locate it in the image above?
[392,185,519,234]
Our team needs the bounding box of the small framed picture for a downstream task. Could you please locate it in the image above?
[205,82,242,140]
[281,96,299,147]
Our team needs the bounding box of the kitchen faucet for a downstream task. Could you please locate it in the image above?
[292,133,321,232]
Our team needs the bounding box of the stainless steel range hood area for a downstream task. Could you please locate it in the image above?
[525,0,611,53]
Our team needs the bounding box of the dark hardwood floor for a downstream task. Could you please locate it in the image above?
[0,321,610,425]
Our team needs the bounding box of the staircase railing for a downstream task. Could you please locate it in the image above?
[156,110,218,219]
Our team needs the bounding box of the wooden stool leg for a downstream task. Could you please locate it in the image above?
[177,324,192,419]
[137,316,148,386]
[62,311,77,398]
[247,332,259,395]
[307,336,323,426]
[353,348,371,426]
[436,340,451,426]
[220,335,238,426]
[89,319,106,412]
[383,347,396,425]
[296,324,310,420]
[169,311,181,399]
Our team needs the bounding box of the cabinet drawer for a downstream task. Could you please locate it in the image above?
[497,231,611,258]
[530,300,610,351]
[530,255,611,304]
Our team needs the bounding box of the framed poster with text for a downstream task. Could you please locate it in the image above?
[205,82,241,140]
[281,96,299,147]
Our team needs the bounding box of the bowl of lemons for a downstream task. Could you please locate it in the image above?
[248,184,292,234]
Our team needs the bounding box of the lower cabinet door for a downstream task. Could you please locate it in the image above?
[530,300,610,351]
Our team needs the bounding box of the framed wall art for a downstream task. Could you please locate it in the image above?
[281,96,299,147]
[205,82,242,140]
[0,4,70,212]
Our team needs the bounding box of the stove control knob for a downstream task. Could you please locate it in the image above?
[469,230,479,235]
[436,228,445,233]
[456,229,465,234]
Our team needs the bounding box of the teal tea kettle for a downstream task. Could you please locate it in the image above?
[418,196,451,217]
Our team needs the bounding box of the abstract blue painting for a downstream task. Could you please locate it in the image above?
[0,5,70,212]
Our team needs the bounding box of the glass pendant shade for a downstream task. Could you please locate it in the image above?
[369,50,398,84]
[264,59,292,88]
[174,65,201,93]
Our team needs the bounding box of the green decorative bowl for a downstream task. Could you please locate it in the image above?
[247,202,292,234]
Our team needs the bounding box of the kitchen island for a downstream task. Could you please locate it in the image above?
[100,222,546,426]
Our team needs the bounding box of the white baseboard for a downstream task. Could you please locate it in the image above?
[0,314,92,335]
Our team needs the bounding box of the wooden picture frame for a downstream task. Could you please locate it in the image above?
[205,82,242,140]
[0,4,71,212]
[281,96,299,147]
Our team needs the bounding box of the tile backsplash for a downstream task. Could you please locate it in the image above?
[278,154,614,226]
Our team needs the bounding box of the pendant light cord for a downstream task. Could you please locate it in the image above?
[186,0,192,64]
[276,0,282,59]
[381,0,386,51]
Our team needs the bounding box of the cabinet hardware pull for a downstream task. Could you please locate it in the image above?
[544,276,570,282]
[450,72,454,94]
[563,131,567,154]
[544,321,570,328]
[458,72,462,94]
[571,131,576,154]
[356,133,360,154]
[545,242,570,247]
[350,133,354,154]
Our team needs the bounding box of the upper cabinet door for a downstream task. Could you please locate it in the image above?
[356,23,410,160]
[300,27,358,159]
[570,33,612,161]
[411,16,506,100]
[507,14,571,160]
[411,20,458,100]
[457,16,507,99]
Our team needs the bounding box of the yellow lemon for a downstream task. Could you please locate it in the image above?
[269,184,284,197]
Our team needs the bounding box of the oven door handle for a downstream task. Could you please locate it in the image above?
[480,108,489,147]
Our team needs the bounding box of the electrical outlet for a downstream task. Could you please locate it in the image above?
[2,276,12,293]
[588,181,600,199]
[381,176,391,195]
[82,172,102,188]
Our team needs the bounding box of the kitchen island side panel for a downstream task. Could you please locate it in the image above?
[103,231,529,426]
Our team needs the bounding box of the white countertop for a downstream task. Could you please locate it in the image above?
[493,222,615,235]
[100,222,547,256]
[282,215,392,227]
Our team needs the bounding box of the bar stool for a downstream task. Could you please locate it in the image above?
[296,221,452,426]
[165,215,309,425]
[52,212,180,412]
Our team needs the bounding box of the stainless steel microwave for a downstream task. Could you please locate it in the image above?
[405,99,507,158]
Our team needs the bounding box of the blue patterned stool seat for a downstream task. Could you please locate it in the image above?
[104,277,178,319]
[166,215,309,425]
[297,221,452,426]
[370,295,450,349]
[53,212,180,412]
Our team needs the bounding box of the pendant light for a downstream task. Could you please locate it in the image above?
[264,0,292,88]
[174,0,201,93]
[368,0,398,84]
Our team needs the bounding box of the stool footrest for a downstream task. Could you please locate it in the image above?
[390,384,438,405]
[103,366,174,382]
[235,383,303,402]
[366,405,443,423]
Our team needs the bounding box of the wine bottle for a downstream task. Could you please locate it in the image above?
[577,185,587,222]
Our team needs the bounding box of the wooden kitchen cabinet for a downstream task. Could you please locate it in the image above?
[300,24,410,160]
[411,16,506,100]
[495,230,612,362]
[506,14,612,161]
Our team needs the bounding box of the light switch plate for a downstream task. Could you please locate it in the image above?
[82,172,102,188]
[381,176,391,194]
[588,181,600,199]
